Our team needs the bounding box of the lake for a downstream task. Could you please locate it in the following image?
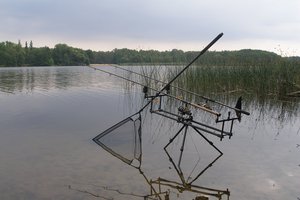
[0,66,299,200]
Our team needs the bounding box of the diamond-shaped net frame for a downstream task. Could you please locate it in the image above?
[93,113,142,166]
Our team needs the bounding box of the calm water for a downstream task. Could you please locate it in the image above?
[0,66,299,200]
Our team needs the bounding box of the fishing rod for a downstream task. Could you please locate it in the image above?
[130,33,226,117]
[89,63,234,138]
[112,64,166,86]
[90,33,250,134]
[88,65,221,116]
[160,33,223,93]
[111,64,249,115]
[90,33,224,115]
[88,65,151,89]
[90,33,250,135]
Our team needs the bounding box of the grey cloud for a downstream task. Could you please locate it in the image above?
[0,0,299,53]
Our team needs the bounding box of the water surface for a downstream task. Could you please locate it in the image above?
[0,66,299,200]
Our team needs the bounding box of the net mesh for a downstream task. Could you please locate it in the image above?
[93,114,142,165]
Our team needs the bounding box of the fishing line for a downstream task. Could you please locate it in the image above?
[88,65,221,116]
[87,65,160,93]
[186,131,202,181]
[112,64,249,115]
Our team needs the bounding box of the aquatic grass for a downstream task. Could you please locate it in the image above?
[120,60,300,123]
[109,64,300,139]
[145,61,300,115]
[175,59,300,100]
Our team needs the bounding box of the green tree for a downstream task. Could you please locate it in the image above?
[52,44,89,66]
[0,41,24,66]
[16,40,25,66]
[30,47,54,66]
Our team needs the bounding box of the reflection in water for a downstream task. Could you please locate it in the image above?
[0,66,299,200]
[102,65,300,199]
[0,66,119,94]
[90,65,256,199]
[92,109,230,200]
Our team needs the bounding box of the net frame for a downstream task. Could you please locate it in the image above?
[93,113,142,166]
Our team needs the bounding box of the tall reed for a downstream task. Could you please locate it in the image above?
[171,59,300,100]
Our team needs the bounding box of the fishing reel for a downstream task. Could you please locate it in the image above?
[177,105,193,123]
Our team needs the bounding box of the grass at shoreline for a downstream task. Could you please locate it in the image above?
[167,61,300,99]
[91,62,300,99]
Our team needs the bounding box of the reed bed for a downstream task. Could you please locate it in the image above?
[135,61,300,121]
[170,60,300,100]
[121,62,300,125]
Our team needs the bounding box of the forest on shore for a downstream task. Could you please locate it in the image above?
[0,40,300,67]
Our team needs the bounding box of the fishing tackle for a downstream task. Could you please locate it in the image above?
[92,33,250,199]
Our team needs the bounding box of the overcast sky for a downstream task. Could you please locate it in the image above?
[1,0,299,56]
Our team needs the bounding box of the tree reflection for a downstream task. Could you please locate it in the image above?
[0,66,100,94]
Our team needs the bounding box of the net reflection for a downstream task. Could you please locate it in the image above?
[93,111,230,200]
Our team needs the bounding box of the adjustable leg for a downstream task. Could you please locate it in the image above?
[164,124,186,150]
[164,124,188,185]
[193,127,223,155]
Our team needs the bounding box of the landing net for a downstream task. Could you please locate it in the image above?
[93,113,142,165]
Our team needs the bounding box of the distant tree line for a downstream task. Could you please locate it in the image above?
[0,40,299,67]
[89,48,287,67]
[0,41,89,67]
